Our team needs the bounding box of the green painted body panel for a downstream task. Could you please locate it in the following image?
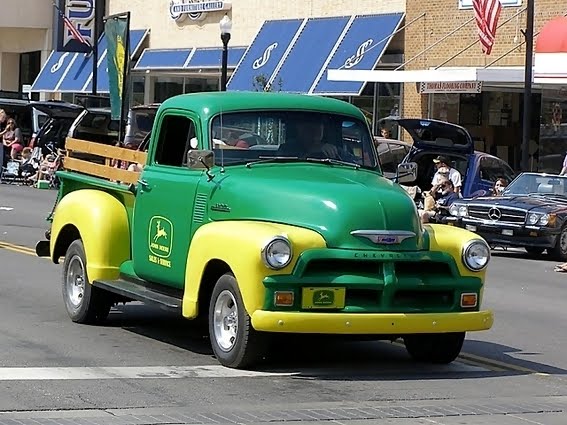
[50,92,483,316]
[206,163,423,250]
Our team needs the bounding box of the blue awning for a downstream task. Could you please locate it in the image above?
[30,51,75,92]
[269,16,351,93]
[185,46,247,69]
[134,48,194,71]
[227,19,304,91]
[312,13,404,95]
[31,29,149,93]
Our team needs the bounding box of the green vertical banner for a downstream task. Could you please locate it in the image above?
[105,16,128,120]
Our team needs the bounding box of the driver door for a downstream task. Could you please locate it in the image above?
[131,111,203,289]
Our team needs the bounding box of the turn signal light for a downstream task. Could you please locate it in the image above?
[274,291,294,307]
[460,293,478,308]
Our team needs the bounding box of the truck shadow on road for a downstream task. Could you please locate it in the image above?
[104,304,567,381]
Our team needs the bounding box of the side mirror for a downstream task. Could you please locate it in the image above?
[187,149,214,170]
[396,162,418,184]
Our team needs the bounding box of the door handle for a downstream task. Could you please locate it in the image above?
[138,179,150,191]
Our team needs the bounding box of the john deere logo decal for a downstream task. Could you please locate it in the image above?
[149,216,173,258]
[313,289,335,306]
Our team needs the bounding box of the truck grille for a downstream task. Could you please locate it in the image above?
[468,205,526,223]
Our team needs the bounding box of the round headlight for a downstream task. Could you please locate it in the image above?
[449,204,459,216]
[539,214,550,226]
[462,239,491,271]
[458,205,468,217]
[262,237,292,270]
[527,213,540,225]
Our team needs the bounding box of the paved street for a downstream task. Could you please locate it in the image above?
[0,184,566,424]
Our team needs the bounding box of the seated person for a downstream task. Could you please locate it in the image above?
[419,178,459,224]
[17,147,39,178]
[278,117,357,162]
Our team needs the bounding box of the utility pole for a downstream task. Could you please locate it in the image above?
[521,0,535,171]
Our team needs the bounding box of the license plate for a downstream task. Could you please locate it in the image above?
[301,287,346,310]
[466,225,477,231]
[502,229,514,236]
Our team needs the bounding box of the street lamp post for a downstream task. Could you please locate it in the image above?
[219,14,232,91]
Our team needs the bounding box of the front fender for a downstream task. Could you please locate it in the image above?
[182,221,326,318]
[50,189,131,282]
[425,224,488,280]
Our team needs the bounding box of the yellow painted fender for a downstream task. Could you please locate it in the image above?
[182,221,326,319]
[50,189,131,282]
[425,223,488,280]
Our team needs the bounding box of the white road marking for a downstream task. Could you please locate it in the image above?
[0,206,14,211]
[0,365,297,380]
[0,362,490,381]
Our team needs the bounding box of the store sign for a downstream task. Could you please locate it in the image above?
[459,0,521,9]
[169,0,232,22]
[55,0,104,53]
[419,81,483,94]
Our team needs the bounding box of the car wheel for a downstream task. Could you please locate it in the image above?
[208,273,265,369]
[404,332,465,364]
[525,247,545,256]
[62,240,112,324]
[550,226,567,261]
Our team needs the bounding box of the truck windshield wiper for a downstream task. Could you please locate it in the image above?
[245,156,361,169]
[245,156,302,168]
[304,157,360,169]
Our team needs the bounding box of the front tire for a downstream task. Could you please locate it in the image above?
[62,239,111,324]
[208,273,265,369]
[550,226,567,261]
[403,332,465,364]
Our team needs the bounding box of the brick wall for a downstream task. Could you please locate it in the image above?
[402,0,566,123]
[109,0,405,49]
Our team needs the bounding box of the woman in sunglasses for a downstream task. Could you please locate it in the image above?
[1,118,24,159]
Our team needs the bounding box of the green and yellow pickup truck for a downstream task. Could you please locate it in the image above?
[36,92,493,368]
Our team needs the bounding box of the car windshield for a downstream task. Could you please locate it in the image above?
[504,173,567,197]
[209,111,378,169]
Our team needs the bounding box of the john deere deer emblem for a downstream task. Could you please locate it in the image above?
[149,216,173,258]
[313,289,335,307]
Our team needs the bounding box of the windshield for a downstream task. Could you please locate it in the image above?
[209,111,378,169]
[504,173,567,197]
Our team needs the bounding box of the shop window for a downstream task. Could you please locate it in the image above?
[19,51,41,100]
[376,82,401,137]
[154,114,196,167]
[131,76,145,106]
[538,88,567,173]
[459,93,482,126]
[153,77,183,103]
[431,93,459,123]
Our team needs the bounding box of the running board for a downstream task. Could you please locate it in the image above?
[93,278,183,313]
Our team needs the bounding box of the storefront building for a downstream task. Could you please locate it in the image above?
[31,0,406,135]
[0,0,53,98]
[400,0,566,171]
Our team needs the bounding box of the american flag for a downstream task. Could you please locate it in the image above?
[53,2,92,48]
[472,0,502,55]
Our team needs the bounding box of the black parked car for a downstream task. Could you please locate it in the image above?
[445,172,567,259]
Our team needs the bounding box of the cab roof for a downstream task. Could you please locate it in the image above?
[160,91,366,120]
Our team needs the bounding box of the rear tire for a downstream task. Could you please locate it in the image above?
[208,273,265,369]
[404,332,465,364]
[62,240,112,324]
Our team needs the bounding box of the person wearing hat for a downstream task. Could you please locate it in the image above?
[431,155,462,196]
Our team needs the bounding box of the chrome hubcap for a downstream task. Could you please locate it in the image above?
[66,255,86,308]
[213,290,239,352]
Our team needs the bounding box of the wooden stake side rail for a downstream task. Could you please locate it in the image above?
[63,137,148,185]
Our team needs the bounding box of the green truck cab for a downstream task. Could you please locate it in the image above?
[36,92,493,369]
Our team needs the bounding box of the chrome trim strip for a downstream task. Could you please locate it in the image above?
[350,230,416,245]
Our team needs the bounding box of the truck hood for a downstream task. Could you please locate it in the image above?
[207,163,424,250]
